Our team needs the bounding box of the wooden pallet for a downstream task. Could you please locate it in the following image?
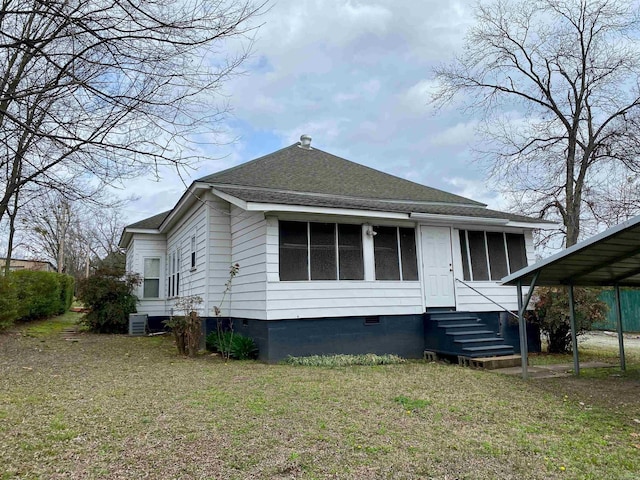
[458,354,523,370]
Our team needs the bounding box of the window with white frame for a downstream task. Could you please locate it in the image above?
[143,258,160,298]
[190,235,196,269]
[373,226,419,281]
[278,221,364,281]
[167,249,180,297]
[458,230,528,281]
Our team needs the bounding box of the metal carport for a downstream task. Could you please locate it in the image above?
[502,215,640,379]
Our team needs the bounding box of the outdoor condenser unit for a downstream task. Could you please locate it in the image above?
[128,314,148,336]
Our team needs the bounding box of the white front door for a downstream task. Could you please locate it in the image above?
[420,225,455,308]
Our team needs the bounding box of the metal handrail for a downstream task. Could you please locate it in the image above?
[454,278,519,320]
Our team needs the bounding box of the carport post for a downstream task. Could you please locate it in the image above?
[517,280,528,380]
[614,284,626,371]
[568,284,580,376]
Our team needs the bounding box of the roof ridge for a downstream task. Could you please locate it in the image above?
[199,142,485,207]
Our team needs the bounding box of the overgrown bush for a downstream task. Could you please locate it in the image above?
[11,270,66,320]
[206,331,258,360]
[58,274,74,312]
[528,286,608,353]
[77,267,140,333]
[0,271,73,328]
[0,276,18,331]
[281,353,406,367]
[165,295,203,357]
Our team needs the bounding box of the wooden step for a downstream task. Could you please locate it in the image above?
[467,355,523,370]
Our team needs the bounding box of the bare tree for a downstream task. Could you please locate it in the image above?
[19,191,128,283]
[433,0,640,247]
[0,0,266,228]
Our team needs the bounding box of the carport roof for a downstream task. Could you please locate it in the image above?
[502,215,640,287]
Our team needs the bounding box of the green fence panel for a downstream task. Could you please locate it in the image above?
[596,289,640,333]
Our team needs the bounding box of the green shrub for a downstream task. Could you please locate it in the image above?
[58,275,74,313]
[281,353,406,367]
[10,270,63,320]
[206,331,258,360]
[529,286,608,353]
[0,276,18,331]
[77,267,140,333]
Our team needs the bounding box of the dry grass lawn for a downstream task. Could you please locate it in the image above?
[1,312,639,479]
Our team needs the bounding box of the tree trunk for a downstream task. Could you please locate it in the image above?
[4,192,20,275]
[565,211,580,247]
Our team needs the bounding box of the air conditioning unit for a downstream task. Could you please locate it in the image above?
[128,314,148,336]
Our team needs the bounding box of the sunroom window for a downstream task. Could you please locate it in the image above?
[373,226,418,281]
[459,230,527,281]
[279,221,364,281]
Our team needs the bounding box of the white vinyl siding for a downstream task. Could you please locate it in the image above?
[127,233,166,314]
[229,207,267,319]
[165,200,209,314]
[206,197,233,315]
[266,281,423,319]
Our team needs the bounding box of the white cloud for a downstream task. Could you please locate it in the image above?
[445,177,508,210]
[429,121,478,147]
[117,0,523,225]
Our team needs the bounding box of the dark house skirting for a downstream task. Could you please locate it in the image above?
[203,314,426,363]
[147,312,541,363]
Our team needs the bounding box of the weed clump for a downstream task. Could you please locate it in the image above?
[281,353,405,367]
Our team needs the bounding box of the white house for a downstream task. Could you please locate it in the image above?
[120,135,554,361]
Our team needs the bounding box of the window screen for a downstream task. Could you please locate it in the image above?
[468,231,489,281]
[460,230,529,281]
[487,232,508,280]
[459,230,471,281]
[399,228,418,280]
[279,221,308,281]
[506,233,528,272]
[310,223,337,280]
[374,226,400,280]
[338,224,364,280]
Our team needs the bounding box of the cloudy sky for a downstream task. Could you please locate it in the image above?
[121,0,496,223]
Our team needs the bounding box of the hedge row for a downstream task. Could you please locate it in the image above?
[0,270,74,331]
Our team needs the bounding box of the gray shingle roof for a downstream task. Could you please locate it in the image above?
[196,142,552,225]
[198,144,485,206]
[126,210,171,230]
[213,185,546,223]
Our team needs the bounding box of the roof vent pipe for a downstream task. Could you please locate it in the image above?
[299,134,312,149]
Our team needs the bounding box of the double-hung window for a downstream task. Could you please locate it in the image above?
[279,221,364,281]
[190,235,196,269]
[459,230,527,281]
[167,250,180,297]
[143,258,160,298]
[373,226,419,281]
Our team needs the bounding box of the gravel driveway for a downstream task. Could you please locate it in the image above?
[580,330,640,350]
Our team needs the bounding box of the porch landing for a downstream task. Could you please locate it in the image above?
[459,354,522,370]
